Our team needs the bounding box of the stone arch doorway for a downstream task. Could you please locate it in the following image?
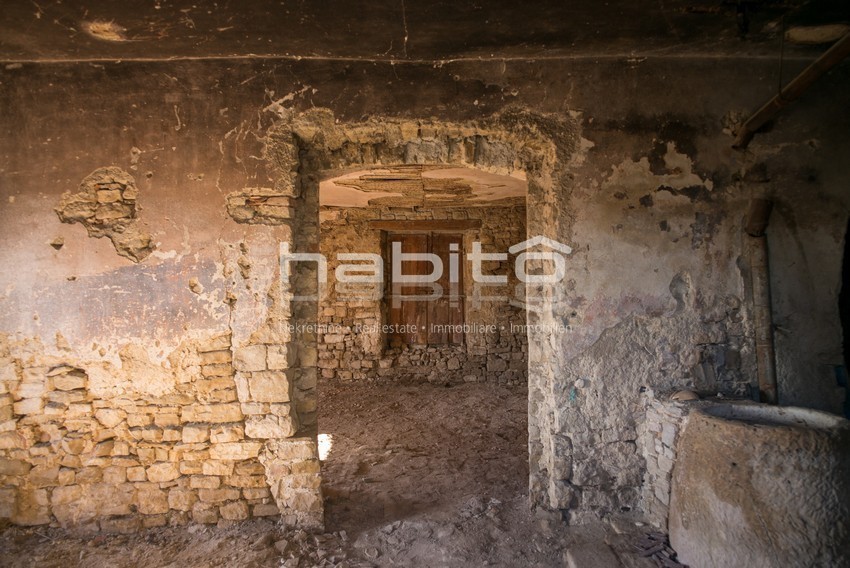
[260,108,579,526]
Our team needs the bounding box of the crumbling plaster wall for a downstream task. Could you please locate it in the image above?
[1,57,848,528]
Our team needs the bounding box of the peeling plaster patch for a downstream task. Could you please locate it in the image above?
[603,144,713,202]
[81,20,127,42]
[55,167,155,262]
[567,136,596,168]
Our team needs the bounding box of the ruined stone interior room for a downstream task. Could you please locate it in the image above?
[1,1,849,567]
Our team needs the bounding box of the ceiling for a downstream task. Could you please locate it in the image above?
[320,166,527,209]
[1,0,848,62]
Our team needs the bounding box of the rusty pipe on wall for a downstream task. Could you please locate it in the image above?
[746,198,778,404]
[733,32,850,150]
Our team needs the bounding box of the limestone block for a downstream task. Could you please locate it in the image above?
[137,487,169,515]
[192,502,219,524]
[199,350,232,365]
[53,374,87,391]
[52,483,135,526]
[198,488,240,503]
[29,465,59,487]
[243,487,271,500]
[202,460,234,476]
[220,501,249,521]
[210,441,263,460]
[190,475,221,489]
[0,458,32,476]
[12,488,50,526]
[210,424,244,443]
[103,466,127,484]
[95,408,126,428]
[252,503,280,517]
[245,411,298,439]
[182,424,210,444]
[13,398,43,415]
[267,345,294,370]
[127,466,146,482]
[154,413,180,427]
[146,462,180,483]
[197,333,232,353]
[225,474,267,488]
[168,488,198,511]
[247,371,291,403]
[234,345,267,372]
[181,403,243,423]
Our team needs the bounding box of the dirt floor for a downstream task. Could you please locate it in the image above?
[0,380,662,567]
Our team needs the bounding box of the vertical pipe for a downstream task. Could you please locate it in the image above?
[746,199,778,404]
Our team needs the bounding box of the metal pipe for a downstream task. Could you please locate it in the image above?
[746,198,778,403]
[734,33,850,150]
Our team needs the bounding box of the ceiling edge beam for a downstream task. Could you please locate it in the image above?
[733,33,850,150]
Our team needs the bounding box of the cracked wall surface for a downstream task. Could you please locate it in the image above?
[1,56,848,530]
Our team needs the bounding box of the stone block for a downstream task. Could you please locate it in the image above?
[13,398,43,415]
[11,487,50,526]
[247,371,291,403]
[53,374,87,391]
[181,403,243,423]
[234,345,267,372]
[202,461,234,476]
[190,475,221,489]
[127,466,147,482]
[199,350,232,365]
[220,501,249,521]
[182,424,210,444]
[198,333,232,353]
[154,413,180,427]
[210,441,263,460]
[225,474,267,488]
[252,503,280,517]
[245,412,298,439]
[137,487,169,515]
[192,502,220,524]
[168,488,198,511]
[146,462,180,483]
[198,488,240,503]
[210,424,244,443]
[267,345,295,370]
[95,408,126,428]
[243,487,271,500]
[0,458,31,476]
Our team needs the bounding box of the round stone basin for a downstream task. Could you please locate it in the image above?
[669,402,850,568]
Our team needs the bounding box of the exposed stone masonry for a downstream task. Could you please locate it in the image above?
[0,330,321,531]
[637,391,689,529]
[54,167,154,262]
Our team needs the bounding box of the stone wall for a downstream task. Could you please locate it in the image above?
[0,331,322,530]
[637,391,689,529]
[318,205,528,385]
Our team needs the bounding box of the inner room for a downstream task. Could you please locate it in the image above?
[315,166,534,554]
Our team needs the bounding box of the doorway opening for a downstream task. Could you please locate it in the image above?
[315,165,531,533]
